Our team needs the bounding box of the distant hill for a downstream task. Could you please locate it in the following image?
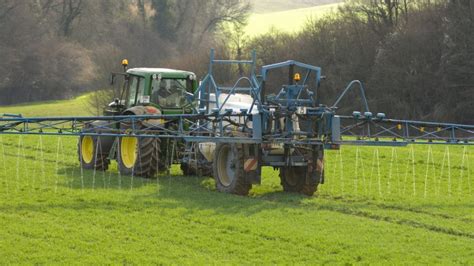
[251,0,342,14]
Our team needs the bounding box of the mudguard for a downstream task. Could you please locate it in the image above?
[122,106,164,127]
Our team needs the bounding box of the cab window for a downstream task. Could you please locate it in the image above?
[151,78,188,108]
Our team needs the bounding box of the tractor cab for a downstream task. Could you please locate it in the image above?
[107,62,197,116]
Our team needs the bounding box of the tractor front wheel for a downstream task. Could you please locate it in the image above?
[117,136,159,178]
[78,135,110,171]
[213,143,251,195]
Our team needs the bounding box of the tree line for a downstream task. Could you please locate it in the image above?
[0,0,473,124]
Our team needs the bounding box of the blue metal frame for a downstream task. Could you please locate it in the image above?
[336,115,474,145]
[332,80,370,112]
[197,48,260,113]
[261,60,322,84]
[0,50,473,147]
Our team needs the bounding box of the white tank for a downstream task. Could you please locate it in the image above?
[198,93,257,162]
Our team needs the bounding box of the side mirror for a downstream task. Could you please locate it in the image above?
[109,74,116,85]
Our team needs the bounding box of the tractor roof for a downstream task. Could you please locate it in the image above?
[126,68,195,79]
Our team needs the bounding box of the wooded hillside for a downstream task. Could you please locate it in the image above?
[0,0,473,123]
[0,0,249,103]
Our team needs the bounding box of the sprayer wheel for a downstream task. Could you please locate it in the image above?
[280,166,319,196]
[213,143,251,195]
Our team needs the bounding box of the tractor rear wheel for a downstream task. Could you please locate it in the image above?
[78,135,110,171]
[117,136,159,178]
[213,143,251,195]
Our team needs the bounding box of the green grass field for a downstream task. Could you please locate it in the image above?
[0,94,92,117]
[246,3,341,36]
[0,97,473,264]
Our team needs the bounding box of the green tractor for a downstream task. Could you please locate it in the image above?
[78,59,200,177]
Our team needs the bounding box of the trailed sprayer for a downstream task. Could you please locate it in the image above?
[1,50,473,195]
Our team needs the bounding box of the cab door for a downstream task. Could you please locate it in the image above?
[126,75,146,107]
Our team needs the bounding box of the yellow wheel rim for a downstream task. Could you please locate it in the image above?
[81,136,94,164]
[121,137,138,169]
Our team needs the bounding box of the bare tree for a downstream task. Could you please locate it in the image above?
[344,0,408,35]
[151,0,250,48]
[59,0,83,36]
[34,0,83,36]
[0,0,18,21]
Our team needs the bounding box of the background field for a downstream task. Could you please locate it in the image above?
[0,94,91,117]
[246,3,341,36]
[251,0,341,13]
[0,96,473,264]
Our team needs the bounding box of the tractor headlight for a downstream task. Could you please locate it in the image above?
[189,74,196,80]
